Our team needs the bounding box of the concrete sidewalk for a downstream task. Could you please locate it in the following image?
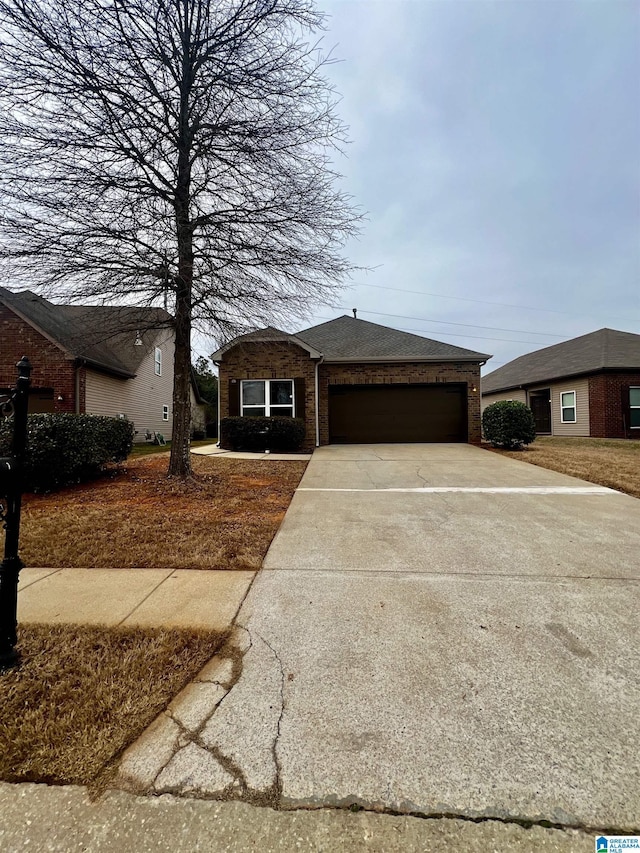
[115,443,640,835]
[191,444,312,461]
[0,783,593,852]
[18,567,254,630]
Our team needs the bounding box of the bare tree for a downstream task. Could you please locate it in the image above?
[0,0,360,476]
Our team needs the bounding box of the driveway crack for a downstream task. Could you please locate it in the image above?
[276,802,637,836]
[255,631,286,802]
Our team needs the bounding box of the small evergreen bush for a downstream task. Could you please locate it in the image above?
[220,416,305,452]
[482,401,536,450]
[0,413,134,492]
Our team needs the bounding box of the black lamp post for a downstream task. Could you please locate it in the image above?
[0,357,32,670]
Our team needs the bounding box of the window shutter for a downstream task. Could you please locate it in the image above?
[294,378,306,419]
[228,380,240,417]
[621,385,631,434]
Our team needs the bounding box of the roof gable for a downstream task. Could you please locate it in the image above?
[211,326,322,361]
[482,328,640,394]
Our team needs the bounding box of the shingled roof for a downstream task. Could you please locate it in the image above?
[295,315,491,363]
[482,328,640,395]
[0,288,172,377]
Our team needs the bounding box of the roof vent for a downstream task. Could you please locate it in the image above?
[134,330,143,346]
[352,308,357,319]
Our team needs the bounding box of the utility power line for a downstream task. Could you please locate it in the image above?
[353,282,631,324]
[343,308,568,338]
[316,315,555,346]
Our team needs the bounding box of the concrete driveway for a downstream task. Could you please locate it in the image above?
[121,444,640,835]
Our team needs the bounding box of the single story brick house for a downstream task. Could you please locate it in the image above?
[0,287,204,442]
[212,315,491,451]
[481,328,640,438]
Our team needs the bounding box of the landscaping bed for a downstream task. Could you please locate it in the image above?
[0,624,225,787]
[20,454,307,570]
[494,436,640,499]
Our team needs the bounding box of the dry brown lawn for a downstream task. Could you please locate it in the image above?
[0,624,225,787]
[20,454,307,569]
[495,436,640,498]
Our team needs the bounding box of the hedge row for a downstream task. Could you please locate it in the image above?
[220,416,305,452]
[0,413,134,492]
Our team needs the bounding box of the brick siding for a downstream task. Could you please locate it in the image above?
[0,304,81,413]
[219,341,483,448]
[219,341,317,451]
[588,371,640,438]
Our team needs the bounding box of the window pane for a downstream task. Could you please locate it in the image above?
[630,409,640,428]
[561,391,575,407]
[242,381,265,406]
[244,407,266,417]
[562,407,576,422]
[271,406,293,418]
[629,388,640,407]
[270,380,293,405]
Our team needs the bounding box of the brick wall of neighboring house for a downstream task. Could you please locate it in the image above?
[0,304,81,413]
[219,341,317,451]
[318,361,483,445]
[589,371,640,438]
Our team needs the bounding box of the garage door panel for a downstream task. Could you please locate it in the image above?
[329,384,467,443]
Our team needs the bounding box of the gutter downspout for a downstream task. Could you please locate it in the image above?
[214,363,221,446]
[315,356,324,447]
[75,361,84,413]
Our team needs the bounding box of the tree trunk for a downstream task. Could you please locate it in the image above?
[168,287,192,477]
[167,3,194,479]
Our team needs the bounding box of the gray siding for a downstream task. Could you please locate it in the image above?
[481,388,527,411]
[85,329,175,441]
[547,377,590,436]
[483,380,590,436]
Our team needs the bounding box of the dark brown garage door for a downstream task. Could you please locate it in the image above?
[329,383,467,443]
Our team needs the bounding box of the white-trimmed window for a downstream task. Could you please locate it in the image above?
[241,379,294,417]
[560,390,576,423]
[162,405,169,421]
[154,347,162,376]
[630,387,640,428]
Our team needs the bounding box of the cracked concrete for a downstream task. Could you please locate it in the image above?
[0,783,596,852]
[113,444,640,841]
[198,628,284,798]
[155,742,236,795]
[116,624,286,805]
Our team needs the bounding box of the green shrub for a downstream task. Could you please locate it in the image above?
[220,416,305,452]
[482,401,536,450]
[0,413,134,492]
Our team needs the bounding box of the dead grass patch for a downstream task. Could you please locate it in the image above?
[494,436,640,499]
[0,623,224,786]
[20,455,307,569]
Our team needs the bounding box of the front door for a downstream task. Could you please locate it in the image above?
[529,390,551,433]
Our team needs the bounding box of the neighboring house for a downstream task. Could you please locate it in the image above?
[190,383,207,437]
[481,328,640,438]
[212,315,491,451]
[0,287,204,442]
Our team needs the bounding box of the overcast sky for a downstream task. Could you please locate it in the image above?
[201,0,640,375]
[304,0,640,375]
